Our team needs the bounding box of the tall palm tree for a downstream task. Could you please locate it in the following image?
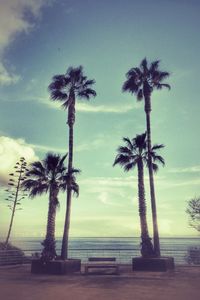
[113,133,165,257]
[48,66,96,259]
[22,153,79,261]
[122,58,170,256]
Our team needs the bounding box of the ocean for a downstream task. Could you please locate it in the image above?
[11,237,200,265]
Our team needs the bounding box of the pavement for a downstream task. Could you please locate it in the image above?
[0,265,199,300]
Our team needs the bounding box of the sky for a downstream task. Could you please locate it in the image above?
[0,0,200,239]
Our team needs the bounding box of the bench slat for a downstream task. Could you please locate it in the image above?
[88,257,116,262]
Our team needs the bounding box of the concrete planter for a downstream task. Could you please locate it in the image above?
[132,256,175,272]
[31,259,81,275]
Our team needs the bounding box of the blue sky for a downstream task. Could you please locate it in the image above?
[0,0,200,238]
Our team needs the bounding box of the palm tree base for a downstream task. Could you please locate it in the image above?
[132,256,174,272]
[31,258,81,275]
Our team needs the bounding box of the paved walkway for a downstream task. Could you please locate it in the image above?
[0,265,199,300]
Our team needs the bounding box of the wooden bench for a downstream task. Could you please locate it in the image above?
[84,257,119,275]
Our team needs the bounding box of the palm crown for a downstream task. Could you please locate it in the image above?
[122,58,170,100]
[23,153,79,198]
[113,133,165,171]
[48,66,96,109]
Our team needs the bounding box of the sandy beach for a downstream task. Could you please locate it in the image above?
[0,265,199,300]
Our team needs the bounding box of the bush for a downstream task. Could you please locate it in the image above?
[185,247,200,265]
[0,242,25,265]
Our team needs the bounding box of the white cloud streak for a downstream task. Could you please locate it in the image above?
[169,166,200,173]
[0,62,20,85]
[38,96,140,114]
[76,102,140,113]
[30,142,66,154]
[80,176,136,189]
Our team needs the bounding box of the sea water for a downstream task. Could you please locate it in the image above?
[11,237,200,265]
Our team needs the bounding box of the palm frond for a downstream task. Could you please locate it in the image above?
[68,65,83,83]
[61,99,70,109]
[71,181,79,197]
[78,88,97,99]
[154,83,171,90]
[152,163,159,173]
[113,154,130,167]
[50,90,68,101]
[117,146,133,156]
[57,154,68,170]
[82,79,96,87]
[122,77,140,94]
[152,154,165,166]
[122,137,133,150]
[26,169,45,178]
[49,75,67,91]
[70,168,81,175]
[22,179,48,197]
[123,58,171,100]
[150,60,160,73]
[137,89,143,100]
[140,57,148,73]
[151,144,165,151]
[154,71,170,82]
[124,161,137,172]
[134,133,147,150]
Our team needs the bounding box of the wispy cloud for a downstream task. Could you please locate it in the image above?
[0,63,20,85]
[80,176,136,189]
[28,135,107,154]
[169,166,200,173]
[29,142,66,154]
[76,102,140,113]
[0,0,51,85]
[35,95,140,113]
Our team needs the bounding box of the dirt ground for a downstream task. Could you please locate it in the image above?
[0,265,199,300]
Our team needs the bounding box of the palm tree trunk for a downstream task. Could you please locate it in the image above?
[137,159,154,257]
[145,96,161,257]
[42,186,58,260]
[61,98,75,260]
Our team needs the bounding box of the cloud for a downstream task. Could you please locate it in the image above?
[0,62,20,85]
[169,166,200,173]
[0,0,51,85]
[0,136,38,185]
[30,142,66,154]
[76,102,140,113]
[80,176,137,189]
[97,190,128,207]
[36,95,140,113]
[27,135,106,154]
[158,219,174,235]
[69,215,139,237]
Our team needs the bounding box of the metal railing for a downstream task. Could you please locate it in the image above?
[0,247,200,266]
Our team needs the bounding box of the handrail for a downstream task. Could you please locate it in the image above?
[0,247,199,266]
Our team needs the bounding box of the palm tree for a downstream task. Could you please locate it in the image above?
[122,58,170,256]
[113,133,165,257]
[48,66,96,259]
[22,153,79,261]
